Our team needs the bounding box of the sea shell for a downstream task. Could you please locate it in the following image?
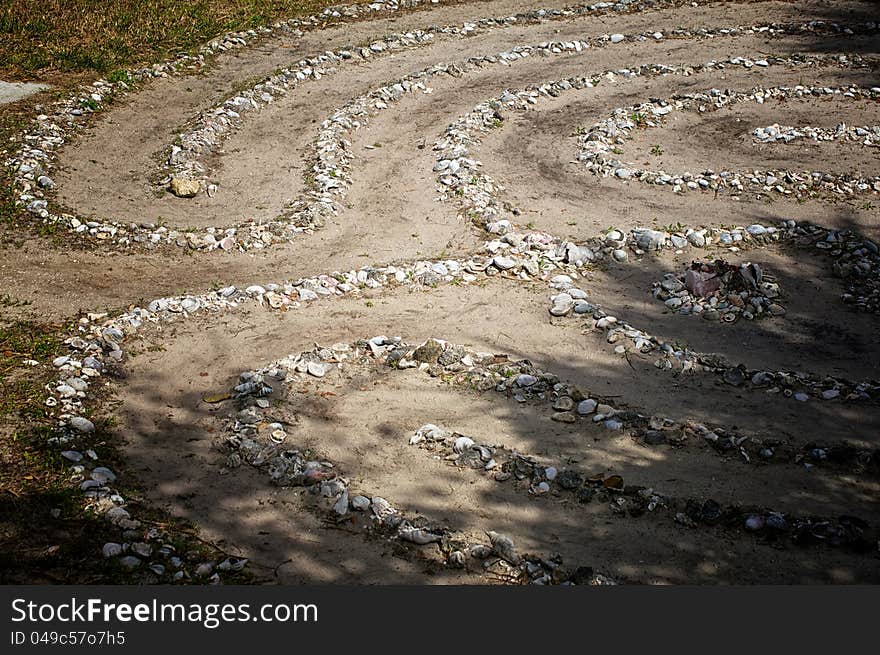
[399,528,441,545]
[486,530,520,565]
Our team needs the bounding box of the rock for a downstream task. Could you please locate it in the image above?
[687,231,706,247]
[438,345,465,366]
[102,542,123,558]
[550,293,575,316]
[469,544,493,559]
[118,556,141,571]
[577,399,598,415]
[169,177,200,198]
[61,450,83,462]
[633,229,666,251]
[351,495,371,511]
[400,528,441,545]
[195,562,215,577]
[516,374,538,387]
[553,396,575,411]
[91,467,117,484]
[447,550,466,568]
[612,249,628,262]
[131,542,152,558]
[333,490,349,515]
[69,416,95,433]
[551,412,576,423]
[412,338,443,363]
[643,430,667,445]
[723,368,745,387]
[218,557,248,572]
[610,33,625,43]
[745,515,765,531]
[670,235,688,249]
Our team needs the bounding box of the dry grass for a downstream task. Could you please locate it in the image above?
[0,0,370,79]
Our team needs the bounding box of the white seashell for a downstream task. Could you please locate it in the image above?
[62,450,83,462]
[351,495,371,511]
[218,557,248,572]
[102,542,123,558]
[131,542,152,558]
[91,467,117,484]
[453,436,475,453]
[307,361,329,378]
[69,416,95,433]
[399,528,442,545]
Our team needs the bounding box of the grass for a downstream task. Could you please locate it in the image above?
[0,320,254,583]
[0,0,373,80]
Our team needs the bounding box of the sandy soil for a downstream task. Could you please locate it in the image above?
[2,0,878,583]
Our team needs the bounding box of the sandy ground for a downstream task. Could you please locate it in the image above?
[2,0,879,583]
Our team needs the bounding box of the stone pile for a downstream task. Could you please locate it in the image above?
[652,259,784,321]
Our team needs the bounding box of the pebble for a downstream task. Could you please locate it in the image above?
[102,542,123,558]
[577,399,597,415]
[118,556,141,571]
[91,467,117,484]
[69,416,95,433]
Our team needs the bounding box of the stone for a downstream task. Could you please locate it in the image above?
[577,399,597,415]
[553,396,575,411]
[169,177,200,198]
[69,416,95,433]
[685,269,721,297]
[118,556,141,571]
[633,229,666,251]
[550,293,575,316]
[307,361,329,377]
[102,542,123,558]
[412,338,443,363]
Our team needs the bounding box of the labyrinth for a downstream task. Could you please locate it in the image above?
[6,0,880,584]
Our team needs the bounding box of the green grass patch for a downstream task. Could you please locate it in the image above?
[0,1,373,79]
